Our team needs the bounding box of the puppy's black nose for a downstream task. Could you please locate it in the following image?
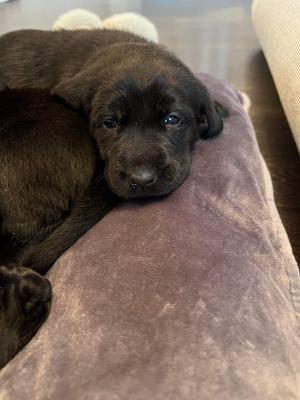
[129,168,157,188]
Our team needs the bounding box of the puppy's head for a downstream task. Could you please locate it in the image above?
[53,42,228,199]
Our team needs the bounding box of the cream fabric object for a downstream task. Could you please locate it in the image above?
[240,91,252,114]
[103,12,159,43]
[52,9,103,31]
[52,10,159,43]
[252,0,300,152]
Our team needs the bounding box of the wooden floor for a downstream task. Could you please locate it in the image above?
[1,0,300,263]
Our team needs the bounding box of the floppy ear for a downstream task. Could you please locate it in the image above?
[51,71,97,114]
[191,77,229,139]
[199,99,229,140]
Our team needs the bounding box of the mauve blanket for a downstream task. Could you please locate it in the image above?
[0,74,299,400]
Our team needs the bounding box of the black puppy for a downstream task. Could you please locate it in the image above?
[0,87,117,368]
[0,30,228,367]
[0,29,228,200]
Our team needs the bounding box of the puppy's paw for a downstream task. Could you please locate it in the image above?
[0,266,52,341]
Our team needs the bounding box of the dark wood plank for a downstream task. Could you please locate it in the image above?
[0,0,299,263]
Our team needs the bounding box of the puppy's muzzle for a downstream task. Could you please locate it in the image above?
[128,167,157,190]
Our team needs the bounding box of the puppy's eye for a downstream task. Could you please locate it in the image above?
[163,114,181,126]
[102,118,118,129]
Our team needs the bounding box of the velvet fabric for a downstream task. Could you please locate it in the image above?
[0,74,299,400]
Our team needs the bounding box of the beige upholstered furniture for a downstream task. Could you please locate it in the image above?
[252,0,300,152]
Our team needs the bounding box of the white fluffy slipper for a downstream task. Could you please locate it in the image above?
[103,12,159,43]
[52,9,103,31]
[52,9,159,43]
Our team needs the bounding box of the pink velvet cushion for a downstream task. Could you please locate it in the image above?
[0,74,299,400]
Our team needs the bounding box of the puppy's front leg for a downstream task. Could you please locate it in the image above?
[19,181,119,274]
[0,265,52,368]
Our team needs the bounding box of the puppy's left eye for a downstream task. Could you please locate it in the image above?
[102,118,119,129]
[163,114,181,126]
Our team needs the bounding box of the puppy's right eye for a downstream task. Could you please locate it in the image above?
[102,118,118,129]
[163,114,181,126]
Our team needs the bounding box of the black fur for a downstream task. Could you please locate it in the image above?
[0,265,52,368]
[0,29,228,199]
[0,88,117,368]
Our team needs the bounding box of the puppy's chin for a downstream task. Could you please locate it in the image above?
[105,165,190,200]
